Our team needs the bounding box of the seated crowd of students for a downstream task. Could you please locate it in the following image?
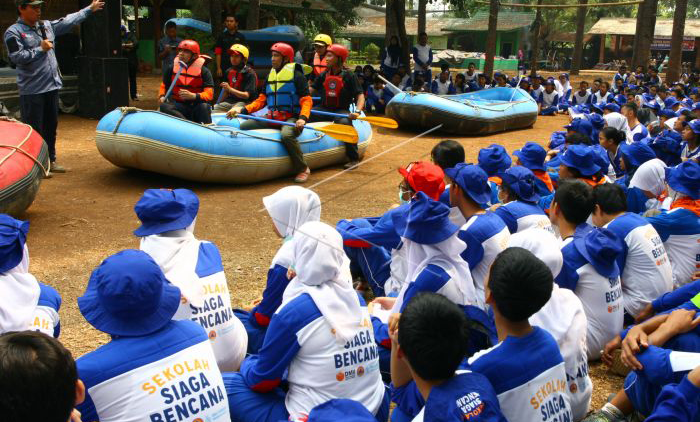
[1,71,700,422]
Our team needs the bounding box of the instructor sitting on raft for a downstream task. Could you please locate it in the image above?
[309,44,365,170]
[213,43,257,113]
[158,39,214,125]
[227,43,312,183]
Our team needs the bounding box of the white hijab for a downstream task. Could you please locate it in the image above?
[393,232,476,312]
[264,186,322,268]
[630,158,667,197]
[140,220,205,307]
[0,244,41,333]
[282,221,362,343]
[604,112,630,132]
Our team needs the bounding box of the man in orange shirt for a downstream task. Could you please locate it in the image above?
[158,40,214,124]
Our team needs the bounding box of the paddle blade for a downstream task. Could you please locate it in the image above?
[314,124,359,144]
[359,115,398,129]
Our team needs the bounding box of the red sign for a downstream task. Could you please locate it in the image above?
[651,36,695,51]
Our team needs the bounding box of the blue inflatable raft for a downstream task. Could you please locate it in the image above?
[386,87,538,135]
[95,108,371,184]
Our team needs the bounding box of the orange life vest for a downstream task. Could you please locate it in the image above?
[313,52,327,76]
[171,57,206,102]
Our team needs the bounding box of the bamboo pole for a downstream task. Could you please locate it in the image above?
[475,0,643,7]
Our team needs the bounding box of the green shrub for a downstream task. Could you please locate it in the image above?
[363,43,380,63]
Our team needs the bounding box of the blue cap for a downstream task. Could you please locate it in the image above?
[665,161,700,200]
[688,119,700,134]
[620,142,657,169]
[307,399,376,422]
[77,250,181,336]
[628,84,638,91]
[658,108,678,119]
[587,113,605,129]
[134,189,200,236]
[0,214,29,273]
[444,163,491,206]
[692,102,700,111]
[565,117,593,139]
[591,103,605,114]
[574,227,622,278]
[683,98,694,108]
[603,103,620,113]
[477,144,512,176]
[592,144,611,171]
[393,192,459,244]
[570,104,591,115]
[544,79,555,86]
[501,166,540,203]
[512,142,546,172]
[614,94,627,105]
[560,145,601,176]
[642,98,660,111]
[664,97,680,108]
[422,372,506,422]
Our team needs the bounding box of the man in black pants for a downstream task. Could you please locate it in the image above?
[121,25,139,101]
[309,43,365,169]
[4,0,105,174]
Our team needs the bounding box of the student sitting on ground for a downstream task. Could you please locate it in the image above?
[549,180,624,360]
[76,250,230,422]
[431,70,456,95]
[592,183,673,324]
[366,76,391,114]
[134,189,248,371]
[598,127,626,181]
[454,73,468,94]
[538,80,559,116]
[0,214,60,337]
[235,186,321,354]
[513,142,554,196]
[493,166,554,234]
[477,144,512,206]
[224,222,388,422]
[0,331,84,422]
[389,293,507,422]
[467,247,574,422]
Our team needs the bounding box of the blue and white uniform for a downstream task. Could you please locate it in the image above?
[493,201,554,234]
[431,78,456,95]
[604,212,673,318]
[412,44,433,80]
[77,320,231,422]
[592,91,614,104]
[646,203,700,287]
[468,327,573,422]
[571,90,591,106]
[556,225,624,359]
[457,212,510,309]
[538,91,560,115]
[682,143,700,161]
[29,282,61,337]
[628,123,649,144]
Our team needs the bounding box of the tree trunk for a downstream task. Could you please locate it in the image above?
[666,0,687,83]
[247,0,260,30]
[529,0,543,77]
[570,0,588,75]
[484,0,499,78]
[634,0,658,69]
[386,0,410,67]
[418,0,427,36]
[209,0,222,38]
[153,0,162,69]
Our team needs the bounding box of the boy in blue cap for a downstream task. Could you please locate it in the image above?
[646,161,700,287]
[468,247,573,422]
[537,80,559,116]
[76,250,230,422]
[681,119,700,161]
[134,188,248,371]
[550,180,624,359]
[477,145,511,206]
[446,163,509,314]
[390,293,507,422]
[493,166,554,234]
[0,214,61,337]
[513,142,554,196]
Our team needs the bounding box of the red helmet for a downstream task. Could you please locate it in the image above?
[178,40,200,56]
[327,44,349,63]
[271,42,294,63]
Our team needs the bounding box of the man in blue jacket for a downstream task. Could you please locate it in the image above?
[3,0,104,173]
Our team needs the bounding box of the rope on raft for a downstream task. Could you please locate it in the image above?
[0,123,49,177]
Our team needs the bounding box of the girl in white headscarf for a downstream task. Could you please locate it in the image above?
[513,228,592,422]
[235,186,321,354]
[604,111,631,133]
[628,158,670,211]
[0,215,61,337]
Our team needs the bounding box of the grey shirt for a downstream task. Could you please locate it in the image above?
[4,7,92,96]
[158,35,182,72]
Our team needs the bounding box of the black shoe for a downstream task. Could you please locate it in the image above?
[344,160,360,170]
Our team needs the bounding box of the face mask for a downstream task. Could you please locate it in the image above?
[398,190,409,205]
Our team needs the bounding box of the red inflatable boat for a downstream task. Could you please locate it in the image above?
[0,120,49,216]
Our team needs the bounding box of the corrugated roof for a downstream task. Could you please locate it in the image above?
[339,16,463,37]
[548,32,594,43]
[441,10,535,32]
[587,17,700,37]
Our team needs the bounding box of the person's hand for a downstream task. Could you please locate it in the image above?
[389,318,399,344]
[217,68,223,78]
[689,365,700,387]
[349,112,359,120]
[40,39,53,52]
[220,82,230,90]
[242,298,262,312]
[164,44,172,53]
[621,325,649,370]
[179,90,196,101]
[661,309,700,336]
[488,203,502,212]
[226,106,243,119]
[70,409,82,422]
[295,119,306,131]
[159,96,166,104]
[287,267,296,280]
[635,303,656,324]
[388,312,401,338]
[372,297,397,311]
[90,0,105,12]
[602,335,622,367]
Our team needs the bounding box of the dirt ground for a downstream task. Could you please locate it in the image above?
[22,74,623,412]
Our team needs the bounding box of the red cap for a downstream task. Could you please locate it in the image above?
[398,161,446,200]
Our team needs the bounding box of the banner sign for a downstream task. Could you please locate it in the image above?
[651,36,695,51]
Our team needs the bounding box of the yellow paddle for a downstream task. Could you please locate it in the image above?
[237,114,359,144]
[310,110,398,129]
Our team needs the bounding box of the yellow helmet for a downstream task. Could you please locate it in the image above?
[228,44,249,61]
[313,34,332,46]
